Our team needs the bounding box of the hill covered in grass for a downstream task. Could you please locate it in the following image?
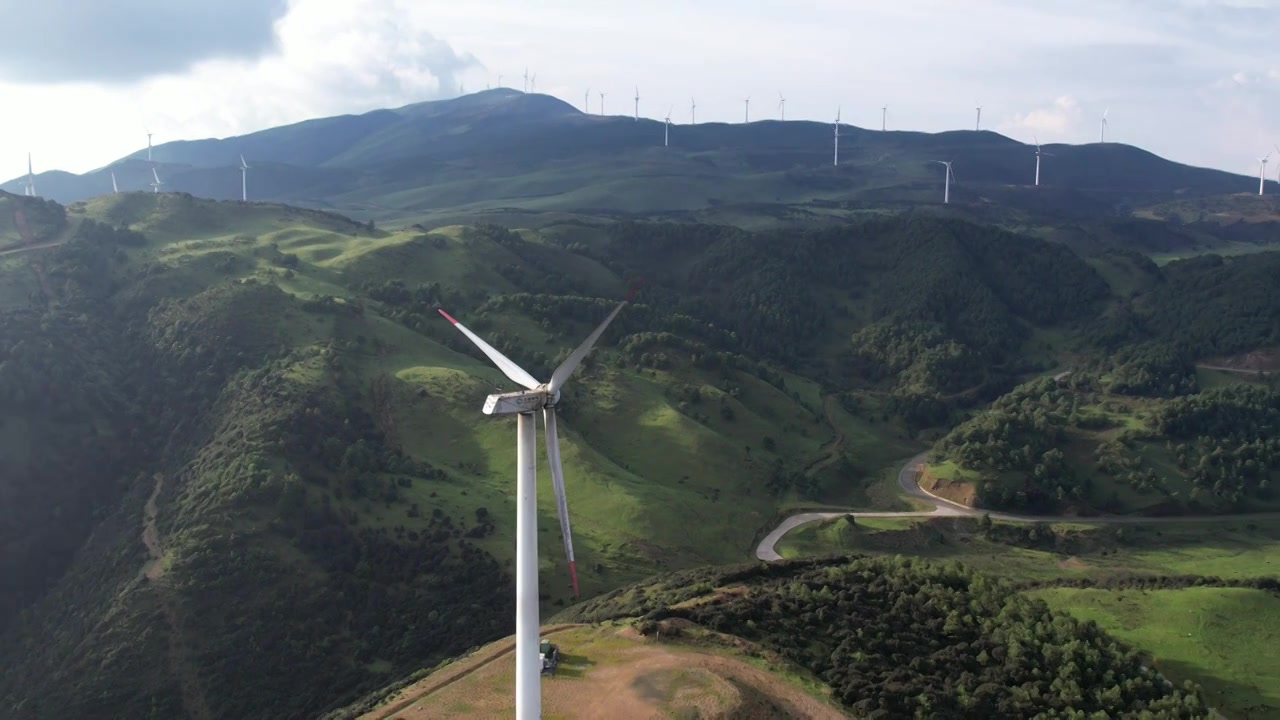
[2,191,1277,718]
[1,89,1267,223]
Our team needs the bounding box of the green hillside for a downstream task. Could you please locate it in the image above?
[3,191,1280,718]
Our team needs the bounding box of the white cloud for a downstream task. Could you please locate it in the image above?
[999,97,1086,144]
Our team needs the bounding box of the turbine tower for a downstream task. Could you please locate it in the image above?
[690,97,696,124]
[530,73,536,91]
[240,155,250,201]
[664,106,672,147]
[523,67,529,93]
[150,167,164,194]
[23,153,35,197]
[976,105,982,131]
[1100,108,1109,143]
[111,171,118,194]
[881,105,888,131]
[937,160,955,204]
[778,92,785,121]
[743,96,750,123]
[1259,151,1271,196]
[833,107,841,166]
[438,293,630,720]
[599,91,605,116]
[1034,137,1054,187]
[146,130,153,161]
[584,88,590,113]
[634,87,640,121]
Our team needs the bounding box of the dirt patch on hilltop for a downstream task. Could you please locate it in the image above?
[374,629,848,719]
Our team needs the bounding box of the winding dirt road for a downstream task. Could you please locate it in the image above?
[756,450,1280,561]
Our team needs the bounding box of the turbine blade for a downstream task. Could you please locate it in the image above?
[437,309,541,390]
[543,407,578,597]
[547,293,630,393]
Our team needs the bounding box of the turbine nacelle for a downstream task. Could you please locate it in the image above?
[484,387,560,415]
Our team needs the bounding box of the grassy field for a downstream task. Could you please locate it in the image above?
[1034,588,1280,719]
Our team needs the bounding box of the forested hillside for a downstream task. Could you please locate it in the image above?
[2,191,1277,717]
[559,556,1209,718]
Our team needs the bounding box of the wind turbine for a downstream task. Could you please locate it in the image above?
[634,87,640,121]
[1034,136,1054,187]
[146,130,153,161]
[111,171,118,194]
[664,106,672,147]
[833,107,841,166]
[599,91,605,116]
[1259,151,1272,196]
[438,293,630,720]
[778,92,785,121]
[937,160,955,204]
[882,105,888,131]
[1100,108,1109,143]
[690,97,696,124]
[523,67,529,93]
[23,153,35,197]
[976,105,982,131]
[584,88,590,113]
[743,97,750,123]
[498,74,503,88]
[150,167,164,194]
[530,73,536,91]
[240,155,250,201]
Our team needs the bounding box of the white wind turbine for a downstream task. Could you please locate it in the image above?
[146,129,153,161]
[664,106,672,147]
[1100,108,1109,143]
[743,96,750,123]
[523,67,529,93]
[240,155,250,201]
[881,105,888,131]
[599,91,606,116]
[23,153,35,197]
[937,160,955,203]
[634,87,640,121]
[833,107,841,166]
[438,294,630,720]
[976,105,982,131]
[150,167,164,194]
[690,97,696,124]
[1259,151,1272,196]
[530,73,536,91]
[111,171,118,194]
[1034,136,1054,187]
[777,91,785,121]
[584,88,590,113]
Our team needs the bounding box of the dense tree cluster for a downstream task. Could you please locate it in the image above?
[563,557,1207,718]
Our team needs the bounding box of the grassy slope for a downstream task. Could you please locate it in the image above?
[1034,588,1280,719]
[68,194,877,609]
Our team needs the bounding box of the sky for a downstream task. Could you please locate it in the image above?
[1,0,1278,182]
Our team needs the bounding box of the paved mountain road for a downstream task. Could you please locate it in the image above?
[756,450,1280,561]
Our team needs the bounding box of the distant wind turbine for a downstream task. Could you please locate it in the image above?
[690,97,696,124]
[833,107,841,166]
[1259,151,1272,196]
[498,74,503,88]
[599,91,605,116]
[937,161,955,203]
[664,106,672,147]
[778,92,785,121]
[743,97,750,123]
[146,130,153,162]
[240,155,250,201]
[1100,108,1109,143]
[523,67,529,93]
[23,153,35,196]
[530,73,536,91]
[150,167,164,194]
[881,105,889,132]
[111,171,118,194]
[1034,136,1054,187]
[634,87,640,121]
[976,105,982,131]
[584,88,590,113]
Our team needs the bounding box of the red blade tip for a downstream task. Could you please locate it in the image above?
[437,308,459,325]
[568,560,579,598]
